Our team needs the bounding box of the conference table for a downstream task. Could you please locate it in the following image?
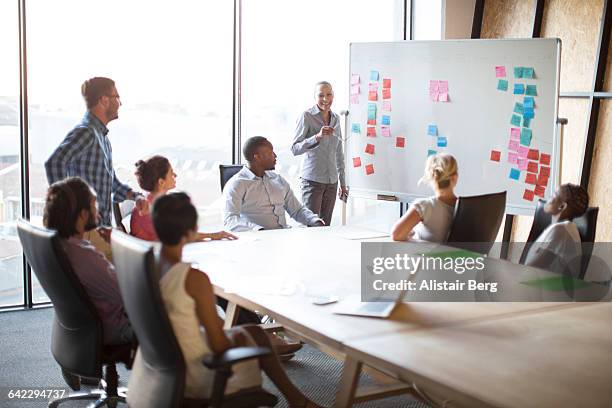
[183,225,612,408]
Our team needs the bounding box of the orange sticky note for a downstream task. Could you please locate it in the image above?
[367,118,376,125]
[383,78,391,88]
[540,153,551,165]
[525,173,537,185]
[382,88,391,99]
[540,166,550,177]
[365,164,374,175]
[368,91,378,101]
[537,174,549,187]
[523,189,535,201]
[367,127,376,137]
[365,143,375,154]
[396,137,405,148]
[527,149,539,160]
[352,157,361,167]
[527,161,539,173]
[534,185,546,198]
[490,150,501,162]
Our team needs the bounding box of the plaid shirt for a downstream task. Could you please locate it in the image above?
[45,112,134,226]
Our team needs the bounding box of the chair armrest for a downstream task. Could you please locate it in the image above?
[202,346,272,369]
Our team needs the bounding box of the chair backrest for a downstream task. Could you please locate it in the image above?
[219,164,243,192]
[16,219,103,378]
[111,231,185,408]
[519,199,552,264]
[446,191,507,254]
[113,200,135,233]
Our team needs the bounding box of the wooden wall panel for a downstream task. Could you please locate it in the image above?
[481,0,533,39]
[558,98,590,184]
[541,0,603,91]
[589,100,612,241]
[602,24,612,90]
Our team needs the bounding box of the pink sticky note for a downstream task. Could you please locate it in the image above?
[381,126,391,137]
[438,80,449,93]
[540,153,551,165]
[368,91,377,101]
[518,146,529,158]
[508,140,520,152]
[518,157,528,170]
[365,164,374,175]
[382,88,391,99]
[352,157,361,167]
[429,80,439,91]
[495,66,506,78]
[430,91,439,102]
[508,152,518,165]
[383,78,391,88]
[439,92,449,102]
[490,150,501,162]
[365,143,375,154]
[382,101,392,111]
[396,137,405,148]
[350,95,359,104]
[369,82,379,91]
[510,128,521,140]
[351,74,360,85]
[367,127,376,137]
[350,85,360,95]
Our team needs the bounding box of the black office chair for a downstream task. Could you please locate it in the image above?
[111,231,277,408]
[219,165,243,192]
[446,191,507,254]
[113,200,136,233]
[519,199,599,279]
[16,219,132,408]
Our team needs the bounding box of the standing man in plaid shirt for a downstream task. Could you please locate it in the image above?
[45,77,147,258]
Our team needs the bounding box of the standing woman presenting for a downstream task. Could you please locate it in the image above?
[292,81,348,226]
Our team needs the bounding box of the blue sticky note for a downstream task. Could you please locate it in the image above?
[428,149,437,157]
[523,117,531,128]
[523,108,535,119]
[367,103,377,120]
[514,102,524,115]
[427,124,438,136]
[514,67,524,78]
[520,128,532,146]
[523,67,534,79]
[514,83,525,95]
[437,136,447,147]
[370,70,379,81]
[497,79,508,91]
[351,123,361,133]
[509,168,520,180]
[526,85,537,96]
[382,115,391,126]
[524,96,535,109]
[511,114,522,127]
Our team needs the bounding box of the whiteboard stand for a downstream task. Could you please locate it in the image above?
[341,110,349,226]
[500,117,567,260]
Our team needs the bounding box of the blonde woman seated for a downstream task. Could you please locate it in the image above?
[131,155,236,242]
[152,193,320,406]
[524,183,588,277]
[392,154,458,242]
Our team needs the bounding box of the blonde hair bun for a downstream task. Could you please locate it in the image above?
[420,153,458,189]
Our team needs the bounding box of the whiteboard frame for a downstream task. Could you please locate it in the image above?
[345,38,562,216]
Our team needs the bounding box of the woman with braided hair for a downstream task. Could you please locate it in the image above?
[524,183,589,277]
[391,154,458,242]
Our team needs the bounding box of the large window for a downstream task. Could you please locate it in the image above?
[0,0,23,307]
[241,0,404,227]
[412,0,443,40]
[26,0,234,241]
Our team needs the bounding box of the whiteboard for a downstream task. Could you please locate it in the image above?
[346,39,561,215]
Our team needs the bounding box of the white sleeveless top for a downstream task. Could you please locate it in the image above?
[159,262,261,398]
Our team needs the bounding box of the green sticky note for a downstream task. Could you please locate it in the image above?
[526,85,537,96]
[514,66,524,78]
[523,117,531,128]
[511,114,522,127]
[523,67,535,78]
[497,79,508,91]
[427,149,437,157]
[521,276,589,292]
[514,102,524,115]
[425,249,481,260]
[520,128,532,146]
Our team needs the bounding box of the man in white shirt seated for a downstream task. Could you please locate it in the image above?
[224,136,324,232]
